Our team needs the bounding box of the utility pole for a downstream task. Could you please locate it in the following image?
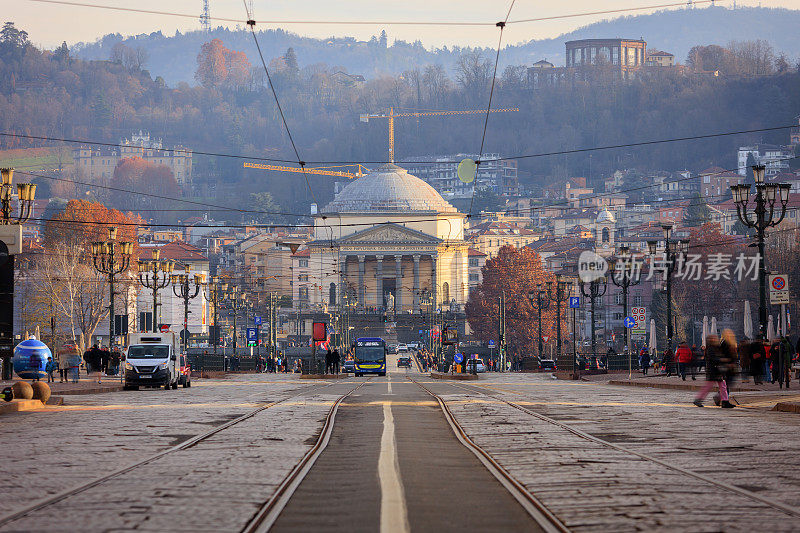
[610,245,641,356]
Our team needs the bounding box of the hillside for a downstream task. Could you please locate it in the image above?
[72,6,800,86]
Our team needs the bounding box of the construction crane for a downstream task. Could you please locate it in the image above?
[359,107,520,163]
[243,162,370,179]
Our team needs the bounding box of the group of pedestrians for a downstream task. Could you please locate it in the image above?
[324,348,340,374]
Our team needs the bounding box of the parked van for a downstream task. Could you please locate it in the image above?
[124,332,181,390]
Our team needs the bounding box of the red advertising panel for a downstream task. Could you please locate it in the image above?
[312,322,327,342]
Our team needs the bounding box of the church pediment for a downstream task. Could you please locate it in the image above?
[341,223,439,244]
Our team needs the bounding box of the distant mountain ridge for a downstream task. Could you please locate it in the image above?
[73,6,800,86]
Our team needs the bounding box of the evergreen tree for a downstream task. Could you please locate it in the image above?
[379,30,388,49]
[284,47,299,76]
[685,193,712,227]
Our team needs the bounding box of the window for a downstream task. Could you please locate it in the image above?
[469,273,479,282]
[469,258,478,267]
[703,176,711,183]
[299,259,308,267]
[614,313,623,320]
[329,283,336,304]
[299,274,308,282]
[299,287,308,299]
[633,295,643,305]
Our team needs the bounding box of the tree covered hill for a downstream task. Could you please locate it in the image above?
[72,6,800,86]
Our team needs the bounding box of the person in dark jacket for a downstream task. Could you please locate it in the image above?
[773,337,792,389]
[750,339,765,384]
[694,334,735,408]
[639,347,650,375]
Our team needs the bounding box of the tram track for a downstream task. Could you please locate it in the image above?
[241,378,370,533]
[0,377,366,530]
[428,377,800,521]
[409,376,570,533]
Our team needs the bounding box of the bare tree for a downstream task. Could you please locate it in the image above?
[422,64,449,107]
[455,50,492,103]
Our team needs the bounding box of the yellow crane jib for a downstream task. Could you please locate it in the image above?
[359,106,520,163]
[243,162,369,179]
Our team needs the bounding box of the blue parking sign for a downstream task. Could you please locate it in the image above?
[569,297,580,309]
[246,328,258,342]
[254,316,262,326]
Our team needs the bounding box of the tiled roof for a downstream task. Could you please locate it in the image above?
[468,248,486,257]
[157,240,208,262]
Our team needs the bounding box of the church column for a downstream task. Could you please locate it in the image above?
[413,255,420,314]
[357,255,365,310]
[395,255,402,312]
[431,254,438,307]
[376,255,384,310]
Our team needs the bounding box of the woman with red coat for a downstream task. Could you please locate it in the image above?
[676,341,693,381]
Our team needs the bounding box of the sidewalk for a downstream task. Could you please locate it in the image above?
[584,371,800,411]
[0,376,123,395]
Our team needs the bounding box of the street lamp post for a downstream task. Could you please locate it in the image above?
[528,283,551,361]
[580,276,607,365]
[225,286,249,356]
[731,164,791,338]
[171,264,203,352]
[647,224,689,354]
[610,245,641,354]
[91,226,133,348]
[553,277,571,363]
[137,249,174,332]
[0,168,36,379]
[204,276,227,355]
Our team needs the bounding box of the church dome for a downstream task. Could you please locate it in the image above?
[596,208,616,223]
[322,163,456,214]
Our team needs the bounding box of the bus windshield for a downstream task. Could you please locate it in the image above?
[128,345,170,359]
[355,346,385,363]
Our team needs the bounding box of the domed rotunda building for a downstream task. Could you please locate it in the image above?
[297,164,469,313]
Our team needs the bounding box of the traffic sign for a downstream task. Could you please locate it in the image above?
[246,328,258,342]
[454,353,464,364]
[631,307,647,335]
[159,324,170,333]
[770,274,789,304]
[624,317,635,328]
[569,297,580,309]
[488,339,495,347]
[254,316,262,326]
[542,336,550,343]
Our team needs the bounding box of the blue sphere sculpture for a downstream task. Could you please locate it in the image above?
[13,338,53,380]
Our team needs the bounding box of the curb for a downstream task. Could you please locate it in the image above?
[608,380,764,392]
[430,372,478,381]
[0,399,46,415]
[773,402,800,414]
[55,384,124,395]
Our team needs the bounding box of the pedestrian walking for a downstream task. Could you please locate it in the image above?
[690,344,701,380]
[331,348,340,374]
[773,336,792,389]
[45,356,56,383]
[663,348,675,376]
[639,347,650,375]
[738,340,751,383]
[676,341,692,381]
[694,334,735,408]
[750,338,765,384]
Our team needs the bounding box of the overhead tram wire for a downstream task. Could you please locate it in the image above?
[26,0,713,27]
[468,0,516,219]
[3,124,794,166]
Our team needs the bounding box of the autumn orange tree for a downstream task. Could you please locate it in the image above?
[43,199,142,250]
[466,245,563,359]
[112,157,180,213]
[195,38,252,89]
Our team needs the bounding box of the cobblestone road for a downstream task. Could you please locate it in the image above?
[428,373,800,532]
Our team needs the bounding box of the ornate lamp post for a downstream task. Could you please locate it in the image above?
[0,168,36,379]
[580,275,607,364]
[528,283,551,360]
[171,264,203,351]
[553,276,571,363]
[91,226,133,347]
[225,286,249,355]
[647,224,689,353]
[610,245,641,354]
[204,276,226,355]
[137,249,174,332]
[731,164,791,338]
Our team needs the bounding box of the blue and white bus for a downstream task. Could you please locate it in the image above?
[354,337,387,377]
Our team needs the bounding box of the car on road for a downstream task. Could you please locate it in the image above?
[397,343,408,353]
[473,358,486,372]
[397,356,412,368]
[539,359,556,372]
[344,358,355,373]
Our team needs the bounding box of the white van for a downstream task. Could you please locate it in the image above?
[124,332,181,390]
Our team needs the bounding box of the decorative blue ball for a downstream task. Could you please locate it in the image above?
[13,338,53,380]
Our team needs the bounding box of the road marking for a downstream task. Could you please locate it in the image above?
[379,403,410,533]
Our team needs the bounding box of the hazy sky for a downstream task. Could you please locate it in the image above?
[4,0,798,49]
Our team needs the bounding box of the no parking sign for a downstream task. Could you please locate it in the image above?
[770,274,789,304]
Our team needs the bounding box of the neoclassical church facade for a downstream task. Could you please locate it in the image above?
[294,164,470,314]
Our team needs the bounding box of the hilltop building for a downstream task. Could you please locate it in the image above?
[73,131,192,185]
[401,154,518,198]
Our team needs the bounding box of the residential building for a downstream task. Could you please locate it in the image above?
[699,166,744,199]
[738,144,793,176]
[466,220,539,259]
[645,50,675,67]
[401,154,519,197]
